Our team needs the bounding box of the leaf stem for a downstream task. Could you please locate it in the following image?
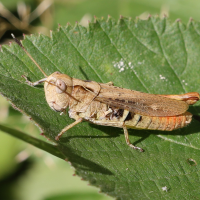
[0,124,65,159]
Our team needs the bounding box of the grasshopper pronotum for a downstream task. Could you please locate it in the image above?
[12,34,199,152]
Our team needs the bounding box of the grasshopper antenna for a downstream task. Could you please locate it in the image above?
[11,34,80,103]
[11,34,47,77]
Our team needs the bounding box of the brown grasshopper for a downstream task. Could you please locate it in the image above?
[12,34,200,152]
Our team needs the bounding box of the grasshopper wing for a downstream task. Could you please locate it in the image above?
[96,84,189,117]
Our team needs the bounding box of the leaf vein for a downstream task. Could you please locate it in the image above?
[150,18,186,92]
[178,22,188,76]
[60,27,104,83]
[98,20,150,92]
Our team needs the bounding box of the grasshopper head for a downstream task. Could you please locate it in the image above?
[10,35,74,113]
[44,71,73,112]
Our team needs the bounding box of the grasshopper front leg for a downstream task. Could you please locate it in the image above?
[55,118,83,141]
[22,75,47,86]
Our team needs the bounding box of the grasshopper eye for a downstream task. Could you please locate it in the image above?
[56,79,66,94]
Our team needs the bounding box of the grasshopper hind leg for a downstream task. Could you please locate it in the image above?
[85,117,144,151]
[123,125,144,152]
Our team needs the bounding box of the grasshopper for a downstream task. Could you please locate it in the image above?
[12,34,199,152]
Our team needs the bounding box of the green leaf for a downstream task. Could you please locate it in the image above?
[1,16,200,199]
